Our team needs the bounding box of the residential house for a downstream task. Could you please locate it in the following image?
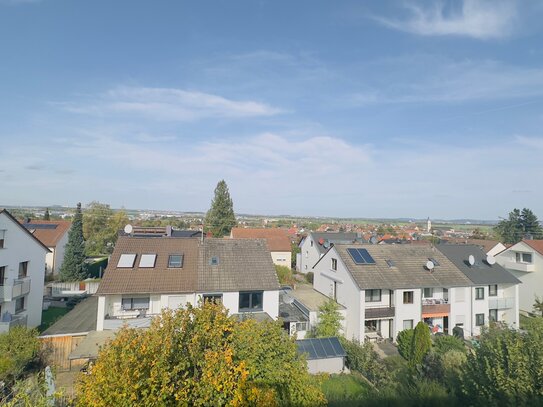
[0,209,50,332]
[297,232,359,273]
[444,238,507,257]
[22,220,71,276]
[495,240,543,313]
[296,337,346,374]
[311,243,519,342]
[230,228,292,267]
[95,236,280,331]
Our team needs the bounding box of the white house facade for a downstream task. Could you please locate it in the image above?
[0,210,50,332]
[298,232,359,274]
[23,220,71,276]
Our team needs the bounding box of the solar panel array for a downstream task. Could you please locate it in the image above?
[347,248,376,265]
[24,224,58,230]
[296,337,346,360]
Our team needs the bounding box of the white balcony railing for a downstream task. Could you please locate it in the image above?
[503,261,535,272]
[0,314,27,334]
[0,278,31,302]
[489,297,515,310]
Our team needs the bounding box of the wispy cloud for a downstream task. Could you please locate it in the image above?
[374,0,517,40]
[60,86,283,122]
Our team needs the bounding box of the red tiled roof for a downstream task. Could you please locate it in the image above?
[230,228,291,252]
[23,220,71,248]
[522,239,543,256]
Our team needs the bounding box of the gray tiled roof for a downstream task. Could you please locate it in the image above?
[41,296,98,336]
[436,244,520,285]
[308,232,360,254]
[198,238,280,292]
[331,244,473,290]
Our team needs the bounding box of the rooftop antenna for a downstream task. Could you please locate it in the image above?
[426,260,435,271]
[124,224,133,235]
[468,255,475,266]
[486,255,496,265]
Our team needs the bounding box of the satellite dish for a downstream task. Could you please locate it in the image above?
[468,255,475,266]
[426,260,434,270]
[486,255,496,265]
[124,224,133,234]
[323,240,330,249]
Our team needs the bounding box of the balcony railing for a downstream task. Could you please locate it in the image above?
[0,314,27,334]
[365,306,395,319]
[0,278,31,302]
[489,297,515,310]
[503,261,535,272]
[422,298,450,315]
[103,312,159,330]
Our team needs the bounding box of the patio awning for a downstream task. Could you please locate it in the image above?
[422,312,449,318]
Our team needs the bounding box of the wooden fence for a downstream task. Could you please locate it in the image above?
[40,334,88,371]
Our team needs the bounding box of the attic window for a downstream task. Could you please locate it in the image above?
[210,256,219,266]
[118,254,137,268]
[385,259,395,268]
[428,257,440,266]
[168,254,183,268]
[0,230,5,249]
[139,254,157,268]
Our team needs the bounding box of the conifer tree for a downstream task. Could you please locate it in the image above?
[59,203,87,281]
[205,180,236,237]
[43,208,50,221]
[410,321,432,367]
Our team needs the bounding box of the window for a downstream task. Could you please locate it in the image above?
[475,313,485,326]
[403,291,414,304]
[403,319,414,330]
[475,287,484,300]
[331,258,337,271]
[0,266,5,286]
[202,294,222,304]
[139,254,156,268]
[118,254,137,268]
[305,250,308,258]
[365,289,381,302]
[0,230,5,248]
[423,288,434,298]
[18,261,28,278]
[15,297,25,313]
[168,254,184,268]
[121,297,150,311]
[210,256,219,266]
[239,291,263,312]
[489,309,498,322]
[310,240,313,247]
[489,284,498,297]
[516,252,533,263]
[296,322,308,331]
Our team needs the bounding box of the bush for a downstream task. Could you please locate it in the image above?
[433,335,465,355]
[305,272,314,284]
[340,338,389,386]
[275,265,294,286]
[397,329,414,360]
[0,327,41,382]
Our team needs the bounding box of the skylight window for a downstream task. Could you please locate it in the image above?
[210,256,219,266]
[168,254,183,268]
[139,254,157,268]
[386,259,396,268]
[117,254,137,268]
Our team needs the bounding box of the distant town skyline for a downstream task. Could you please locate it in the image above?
[1,1,543,219]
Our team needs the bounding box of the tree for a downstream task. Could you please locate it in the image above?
[43,208,50,221]
[495,208,543,244]
[275,265,294,286]
[0,327,41,382]
[410,322,432,368]
[312,297,344,338]
[59,203,87,282]
[78,304,325,406]
[397,329,415,361]
[205,180,236,237]
[83,202,128,256]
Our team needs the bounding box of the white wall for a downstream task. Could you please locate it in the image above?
[393,289,422,340]
[0,212,47,329]
[306,357,345,374]
[271,251,291,267]
[298,236,322,274]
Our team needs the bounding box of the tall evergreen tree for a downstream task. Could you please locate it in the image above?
[495,208,543,243]
[43,208,50,221]
[205,180,236,237]
[410,321,432,367]
[59,203,87,282]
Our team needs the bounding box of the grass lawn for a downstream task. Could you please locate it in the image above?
[321,373,372,406]
[39,307,70,333]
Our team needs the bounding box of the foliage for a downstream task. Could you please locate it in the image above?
[433,335,465,355]
[340,338,389,386]
[275,265,294,286]
[495,208,543,244]
[231,318,326,406]
[205,180,236,237]
[83,202,128,256]
[77,303,325,406]
[3,372,63,407]
[59,203,87,282]
[534,296,543,317]
[43,208,50,221]
[410,322,432,367]
[0,327,41,382]
[461,320,543,406]
[312,297,344,338]
[320,373,371,406]
[396,328,414,360]
[86,257,108,279]
[305,272,314,284]
[291,242,300,269]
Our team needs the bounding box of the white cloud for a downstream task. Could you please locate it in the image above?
[375,0,517,40]
[61,86,282,121]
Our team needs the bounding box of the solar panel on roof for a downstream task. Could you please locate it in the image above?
[347,248,376,265]
[296,338,346,360]
[347,248,364,264]
[330,338,345,355]
[313,339,327,358]
[359,249,376,264]
[322,338,335,357]
[24,224,58,230]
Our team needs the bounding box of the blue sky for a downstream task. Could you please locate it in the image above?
[1,0,543,219]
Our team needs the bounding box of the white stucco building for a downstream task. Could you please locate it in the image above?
[0,209,50,332]
[298,232,359,274]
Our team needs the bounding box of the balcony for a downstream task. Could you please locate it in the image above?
[422,298,450,316]
[365,306,395,319]
[103,312,159,330]
[503,261,535,272]
[0,278,31,302]
[0,314,27,334]
[489,297,515,310]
